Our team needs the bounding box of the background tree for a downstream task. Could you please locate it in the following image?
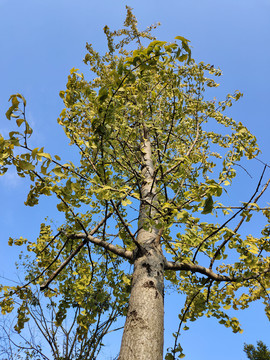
[0,7,270,360]
[244,341,270,360]
[0,247,121,360]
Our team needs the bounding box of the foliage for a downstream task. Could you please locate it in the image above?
[0,6,270,359]
[244,341,270,360]
[0,249,121,359]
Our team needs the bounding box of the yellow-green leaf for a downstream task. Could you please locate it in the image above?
[122,198,132,206]
[16,118,24,127]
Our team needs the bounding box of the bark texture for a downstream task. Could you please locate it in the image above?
[118,249,164,360]
[119,132,165,360]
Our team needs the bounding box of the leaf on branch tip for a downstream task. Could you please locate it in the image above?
[175,36,190,43]
[202,195,213,214]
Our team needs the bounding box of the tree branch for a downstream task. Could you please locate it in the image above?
[40,233,133,291]
[209,175,270,269]
[164,95,201,176]
[164,259,270,283]
[68,233,133,260]
[39,210,114,290]
[164,260,232,281]
[192,165,267,262]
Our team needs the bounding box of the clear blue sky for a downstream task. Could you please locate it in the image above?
[1,0,270,359]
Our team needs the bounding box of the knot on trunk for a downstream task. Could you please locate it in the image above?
[143,280,155,289]
[142,262,152,276]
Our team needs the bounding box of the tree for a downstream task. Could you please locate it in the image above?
[0,274,119,360]
[1,7,270,360]
[244,341,270,360]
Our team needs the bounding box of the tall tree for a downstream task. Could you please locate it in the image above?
[1,7,270,360]
[244,341,270,360]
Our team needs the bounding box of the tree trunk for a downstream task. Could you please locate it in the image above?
[119,130,165,360]
[118,246,164,360]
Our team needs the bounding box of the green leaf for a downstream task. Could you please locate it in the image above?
[122,198,132,206]
[175,35,190,43]
[248,243,259,254]
[53,166,66,178]
[6,107,14,120]
[18,160,35,171]
[16,118,24,127]
[15,93,26,106]
[178,54,188,62]
[131,192,140,200]
[202,195,213,214]
[39,153,52,161]
[70,67,79,74]
[165,354,174,360]
[148,40,167,48]
[98,87,108,103]
[117,62,124,75]
[10,95,20,107]
[56,202,68,212]
[59,91,65,99]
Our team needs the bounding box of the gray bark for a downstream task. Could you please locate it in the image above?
[119,132,165,360]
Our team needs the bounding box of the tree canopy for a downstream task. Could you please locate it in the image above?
[0,7,270,359]
[244,341,270,360]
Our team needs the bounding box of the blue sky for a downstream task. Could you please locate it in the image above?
[1,0,270,359]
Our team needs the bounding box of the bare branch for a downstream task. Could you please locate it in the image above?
[68,233,133,260]
[164,259,270,283]
[215,206,270,210]
[164,260,232,281]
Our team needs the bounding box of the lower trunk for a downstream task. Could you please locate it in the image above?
[118,246,165,360]
[119,130,164,359]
